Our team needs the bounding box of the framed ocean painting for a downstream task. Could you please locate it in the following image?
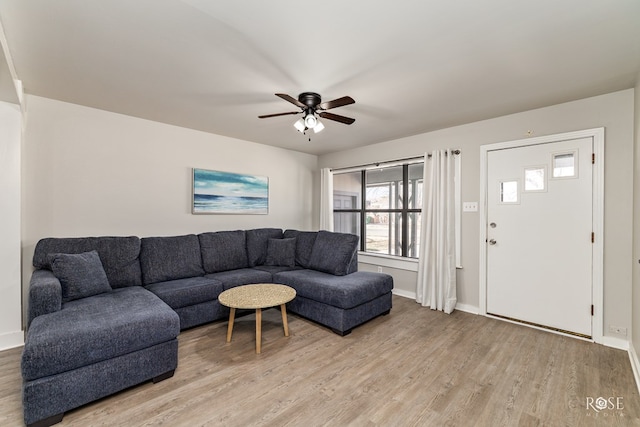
[192,168,268,214]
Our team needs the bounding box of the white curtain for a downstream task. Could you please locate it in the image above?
[320,168,334,231]
[416,150,457,313]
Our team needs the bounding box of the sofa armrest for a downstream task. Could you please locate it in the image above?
[28,269,62,328]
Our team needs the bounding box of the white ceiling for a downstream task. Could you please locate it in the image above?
[1,0,639,155]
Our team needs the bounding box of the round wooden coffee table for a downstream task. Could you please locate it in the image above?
[218,284,296,354]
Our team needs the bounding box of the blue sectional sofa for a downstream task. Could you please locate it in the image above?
[22,228,393,427]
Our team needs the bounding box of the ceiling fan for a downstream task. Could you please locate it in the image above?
[259,92,355,134]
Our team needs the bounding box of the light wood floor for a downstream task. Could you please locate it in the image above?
[2,295,639,426]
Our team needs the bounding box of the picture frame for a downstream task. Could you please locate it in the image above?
[192,168,269,214]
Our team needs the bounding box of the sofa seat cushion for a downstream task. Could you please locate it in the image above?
[199,231,249,273]
[140,235,205,285]
[22,287,179,381]
[205,268,274,290]
[273,270,393,310]
[145,276,224,309]
[33,236,142,288]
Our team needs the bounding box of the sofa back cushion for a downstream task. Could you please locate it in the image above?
[140,234,205,285]
[33,236,142,288]
[308,230,359,276]
[283,230,317,268]
[246,228,283,266]
[198,230,249,273]
[50,250,112,302]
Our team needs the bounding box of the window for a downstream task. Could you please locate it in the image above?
[552,151,577,178]
[524,166,546,192]
[333,161,424,258]
[499,180,519,203]
[333,171,361,236]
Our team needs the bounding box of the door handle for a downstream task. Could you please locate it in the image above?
[489,239,497,245]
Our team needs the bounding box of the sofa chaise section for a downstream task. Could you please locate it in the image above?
[273,230,393,335]
[22,286,179,427]
[24,237,180,427]
[273,270,393,335]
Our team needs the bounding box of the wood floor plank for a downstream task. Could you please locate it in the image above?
[1,296,639,426]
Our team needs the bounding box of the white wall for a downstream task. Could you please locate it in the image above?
[22,95,318,321]
[632,75,640,373]
[17,90,636,344]
[320,89,635,341]
[0,100,22,350]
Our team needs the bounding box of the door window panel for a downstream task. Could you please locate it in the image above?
[500,180,519,203]
[524,166,546,192]
[552,152,577,178]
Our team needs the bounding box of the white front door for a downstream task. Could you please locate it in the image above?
[485,137,594,337]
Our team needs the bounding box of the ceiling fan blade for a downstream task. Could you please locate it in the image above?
[275,93,306,109]
[258,111,300,119]
[318,111,355,125]
[319,96,355,110]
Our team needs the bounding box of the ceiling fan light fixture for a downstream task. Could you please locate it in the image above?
[293,118,306,132]
[262,92,355,139]
[304,113,317,129]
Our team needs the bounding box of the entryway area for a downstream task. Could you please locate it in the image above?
[479,128,604,342]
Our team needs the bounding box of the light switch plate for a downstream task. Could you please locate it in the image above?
[462,202,478,212]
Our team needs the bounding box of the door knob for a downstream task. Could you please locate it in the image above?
[489,239,497,245]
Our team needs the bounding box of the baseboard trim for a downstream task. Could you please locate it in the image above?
[601,335,629,351]
[629,341,640,395]
[454,303,479,315]
[392,289,415,300]
[0,330,24,351]
[391,290,478,315]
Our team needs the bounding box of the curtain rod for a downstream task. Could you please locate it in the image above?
[330,149,461,173]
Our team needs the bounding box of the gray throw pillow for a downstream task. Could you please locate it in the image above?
[246,228,284,266]
[49,250,112,302]
[264,238,296,267]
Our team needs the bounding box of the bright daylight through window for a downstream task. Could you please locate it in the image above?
[333,161,424,258]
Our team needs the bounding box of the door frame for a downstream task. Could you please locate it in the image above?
[479,128,604,343]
